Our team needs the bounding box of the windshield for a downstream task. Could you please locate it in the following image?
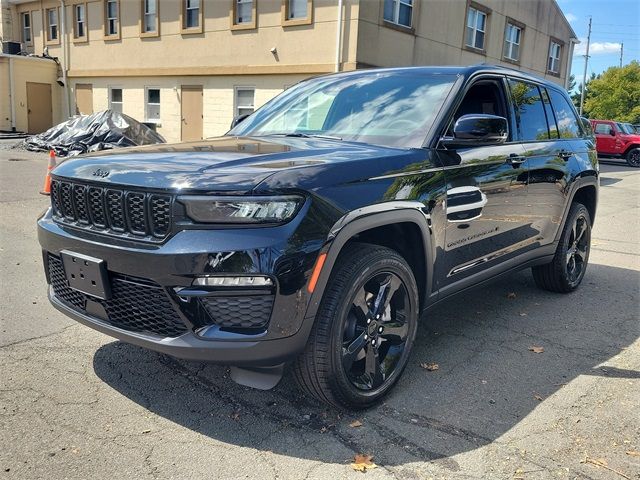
[228,71,457,148]
[617,122,633,134]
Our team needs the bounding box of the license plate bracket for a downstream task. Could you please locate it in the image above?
[60,250,111,300]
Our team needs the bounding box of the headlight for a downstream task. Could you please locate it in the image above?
[177,195,304,224]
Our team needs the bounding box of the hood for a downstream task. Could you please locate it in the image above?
[51,136,410,193]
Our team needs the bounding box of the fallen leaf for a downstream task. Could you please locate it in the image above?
[230,412,240,421]
[349,420,363,428]
[519,312,528,317]
[350,454,377,472]
[626,450,640,457]
[528,346,544,354]
[533,393,543,401]
[507,292,517,299]
[582,456,630,479]
[420,362,439,371]
[320,426,328,433]
[141,429,151,434]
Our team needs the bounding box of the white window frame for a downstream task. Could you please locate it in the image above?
[235,0,253,24]
[145,87,161,123]
[503,22,521,61]
[234,87,255,118]
[109,87,123,113]
[465,7,487,50]
[548,41,562,74]
[21,12,32,44]
[75,4,86,39]
[106,0,119,36]
[184,0,200,28]
[143,0,157,33]
[47,8,58,41]
[384,0,413,28]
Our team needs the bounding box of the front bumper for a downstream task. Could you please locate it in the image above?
[38,208,322,367]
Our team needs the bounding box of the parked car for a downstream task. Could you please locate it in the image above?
[590,119,640,167]
[38,65,598,409]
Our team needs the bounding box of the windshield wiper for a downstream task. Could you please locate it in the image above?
[265,132,343,141]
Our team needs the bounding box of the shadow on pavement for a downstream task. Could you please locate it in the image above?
[92,262,639,470]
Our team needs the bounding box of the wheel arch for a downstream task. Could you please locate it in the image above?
[555,176,598,243]
[623,144,640,156]
[304,204,434,321]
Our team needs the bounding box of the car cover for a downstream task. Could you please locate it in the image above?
[23,110,166,157]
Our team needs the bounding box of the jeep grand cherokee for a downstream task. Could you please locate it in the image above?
[38,66,598,409]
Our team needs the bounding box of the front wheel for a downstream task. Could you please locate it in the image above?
[532,202,592,293]
[293,243,419,409]
[626,148,640,168]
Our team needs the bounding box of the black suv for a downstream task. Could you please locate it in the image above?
[38,66,598,409]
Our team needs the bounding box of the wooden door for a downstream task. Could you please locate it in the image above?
[75,84,93,115]
[26,82,53,134]
[181,85,203,141]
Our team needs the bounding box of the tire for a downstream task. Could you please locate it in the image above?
[532,202,592,293]
[626,147,640,168]
[293,243,419,410]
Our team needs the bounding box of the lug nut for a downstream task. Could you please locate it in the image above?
[378,326,383,333]
[367,318,371,325]
[371,339,375,346]
[376,314,380,319]
[364,334,368,340]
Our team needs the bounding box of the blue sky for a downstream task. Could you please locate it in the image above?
[556,0,640,91]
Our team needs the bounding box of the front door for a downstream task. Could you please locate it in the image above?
[437,77,532,292]
[26,82,52,134]
[75,84,93,115]
[593,121,617,155]
[181,85,203,141]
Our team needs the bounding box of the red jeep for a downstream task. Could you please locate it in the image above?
[590,119,640,167]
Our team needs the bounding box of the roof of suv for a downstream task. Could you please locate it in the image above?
[327,64,566,91]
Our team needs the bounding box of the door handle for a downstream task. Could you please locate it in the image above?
[558,150,574,160]
[507,153,525,168]
[446,186,488,222]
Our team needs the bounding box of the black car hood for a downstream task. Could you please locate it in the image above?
[51,136,410,193]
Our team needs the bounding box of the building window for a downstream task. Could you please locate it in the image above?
[46,8,58,42]
[503,22,522,61]
[21,12,32,44]
[142,0,158,33]
[74,4,87,40]
[145,88,161,123]
[235,88,255,117]
[282,0,311,25]
[183,0,200,29]
[548,41,562,74]
[465,6,487,50]
[235,0,253,24]
[105,0,119,37]
[109,88,123,113]
[383,0,413,28]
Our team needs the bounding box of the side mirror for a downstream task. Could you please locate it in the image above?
[442,114,508,146]
[230,114,250,129]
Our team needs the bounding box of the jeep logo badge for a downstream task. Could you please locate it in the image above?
[92,168,110,178]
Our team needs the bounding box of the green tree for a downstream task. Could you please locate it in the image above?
[583,61,640,123]
[571,72,598,110]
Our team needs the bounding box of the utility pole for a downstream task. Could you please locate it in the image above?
[620,42,624,67]
[579,16,592,116]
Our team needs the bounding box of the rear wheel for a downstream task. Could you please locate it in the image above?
[293,243,418,410]
[532,202,591,293]
[626,148,640,167]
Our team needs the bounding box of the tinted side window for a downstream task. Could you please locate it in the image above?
[508,80,549,141]
[541,88,559,139]
[594,123,611,135]
[548,89,582,138]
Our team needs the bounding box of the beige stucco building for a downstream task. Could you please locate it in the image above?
[1,0,576,141]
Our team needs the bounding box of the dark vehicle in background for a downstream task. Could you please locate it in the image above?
[590,119,640,167]
[38,66,598,409]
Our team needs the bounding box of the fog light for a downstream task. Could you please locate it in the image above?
[192,276,273,287]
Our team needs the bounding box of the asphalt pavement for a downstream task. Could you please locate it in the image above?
[1,144,638,479]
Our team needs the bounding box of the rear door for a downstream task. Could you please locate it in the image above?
[436,76,531,292]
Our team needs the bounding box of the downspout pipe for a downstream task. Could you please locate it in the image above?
[564,37,578,91]
[9,56,16,131]
[334,0,343,72]
[59,0,70,118]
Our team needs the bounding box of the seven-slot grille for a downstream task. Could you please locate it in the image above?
[50,179,172,240]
